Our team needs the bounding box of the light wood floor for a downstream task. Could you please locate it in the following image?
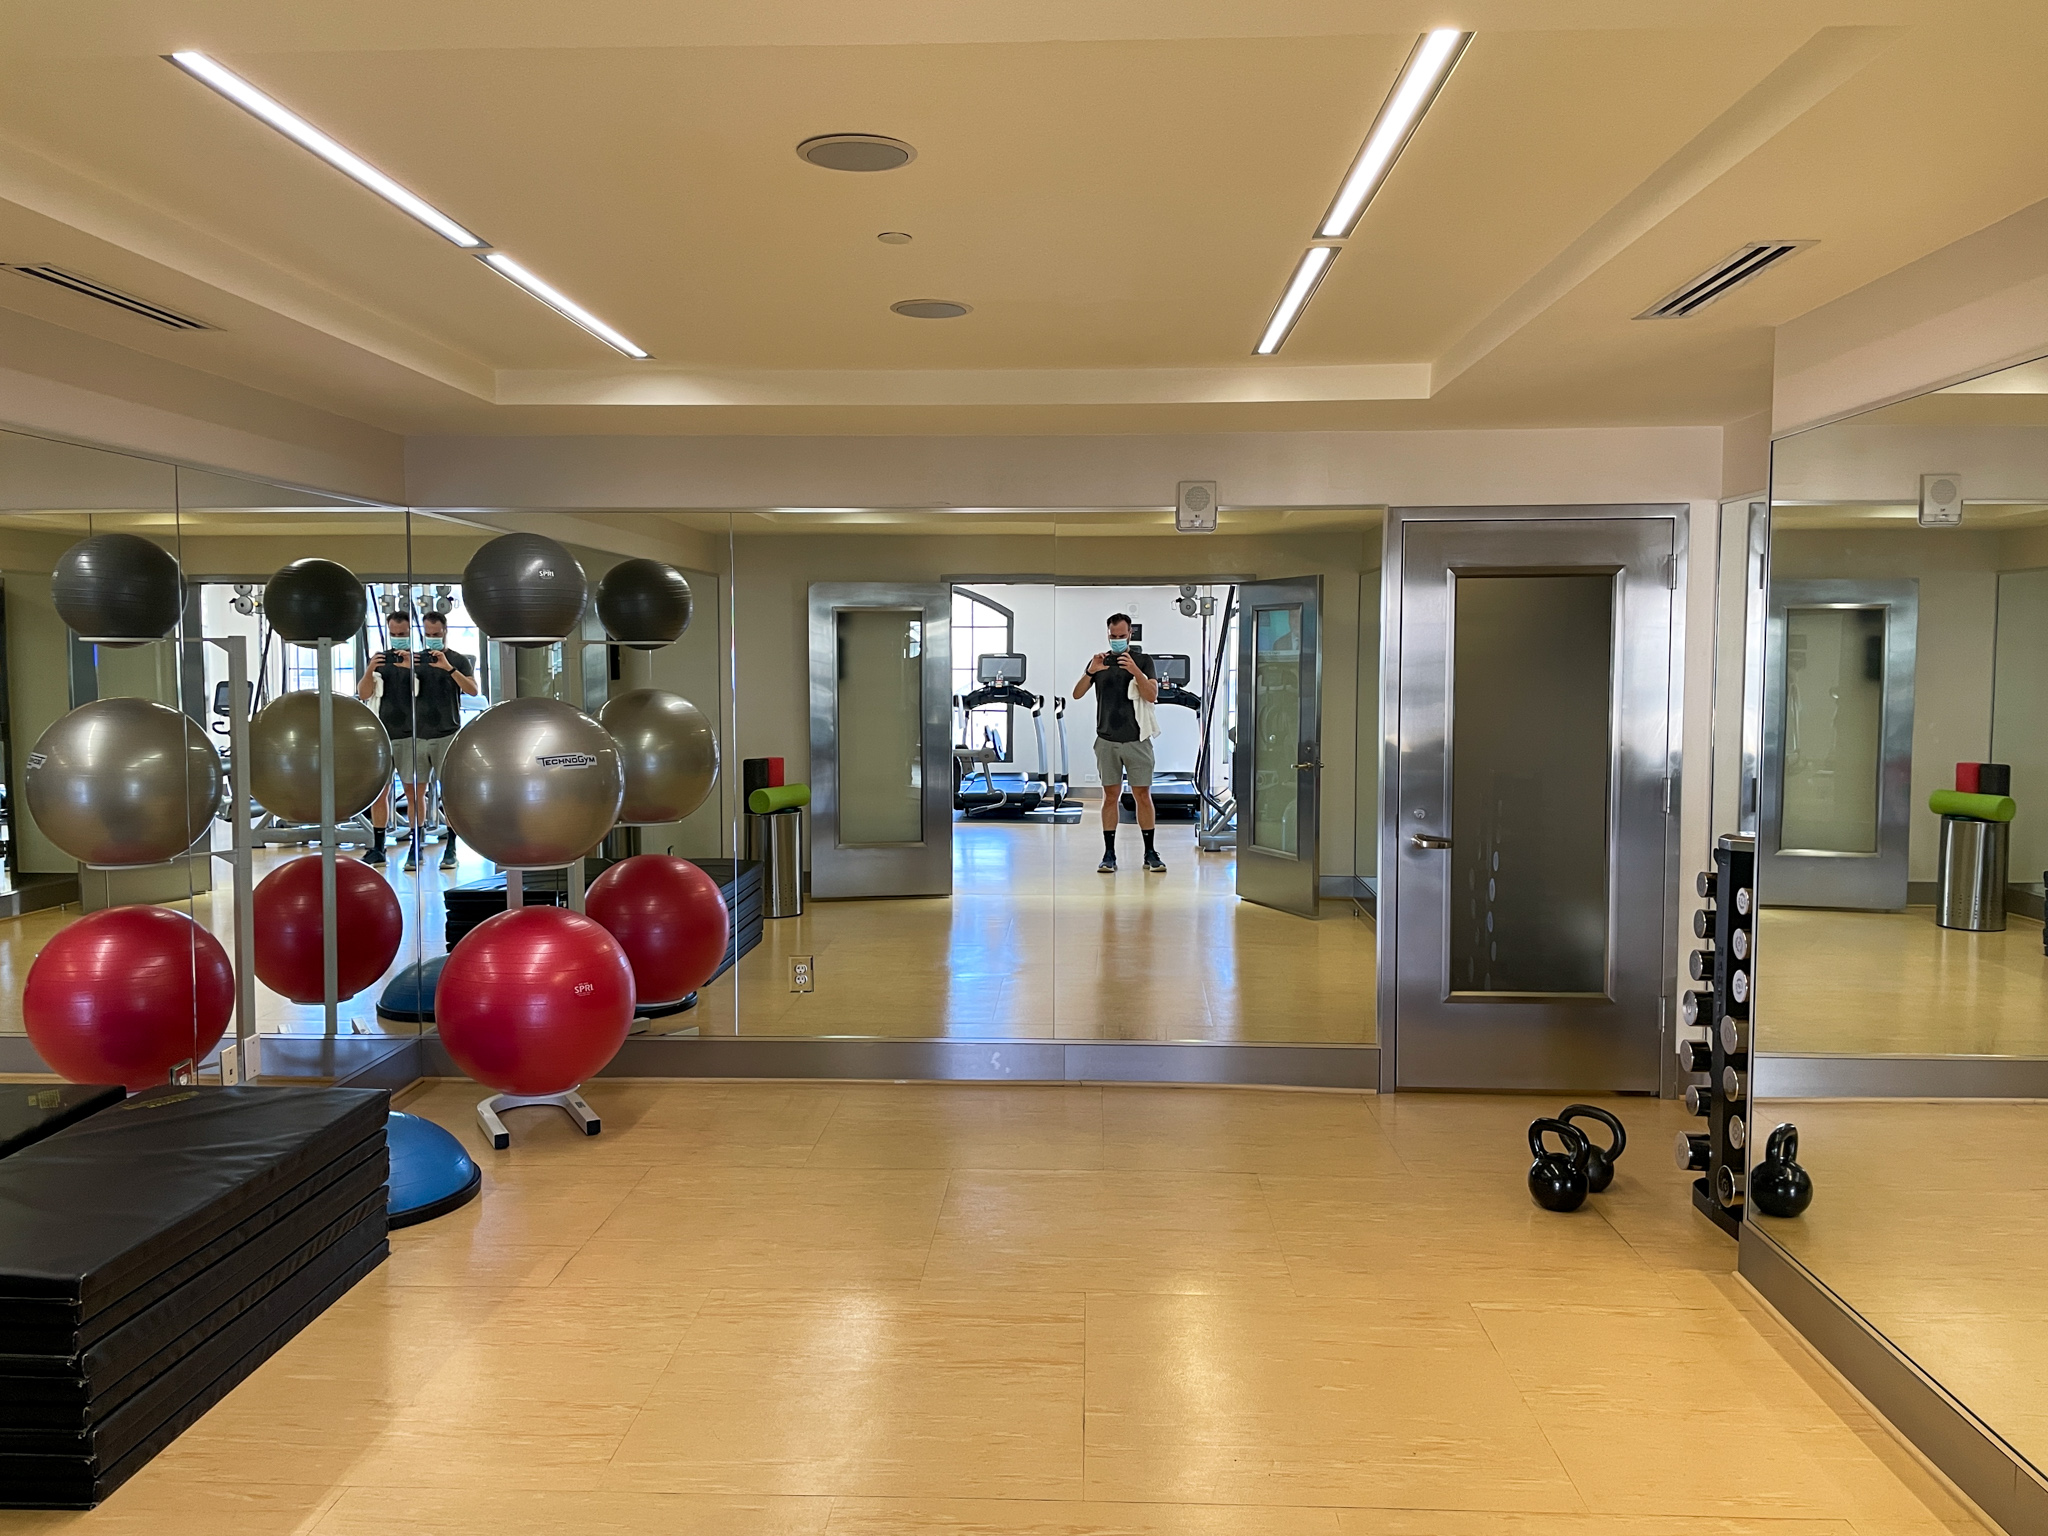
[1757,906,2048,1056]
[2,1080,1988,1534]
[1759,1097,2048,1481]
[692,820,1377,1043]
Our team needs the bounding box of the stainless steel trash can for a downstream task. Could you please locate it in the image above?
[747,808,804,919]
[1936,815,2008,931]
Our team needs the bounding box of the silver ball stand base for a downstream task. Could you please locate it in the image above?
[476,1088,600,1151]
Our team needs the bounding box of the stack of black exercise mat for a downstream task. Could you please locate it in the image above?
[0,1085,391,1509]
[444,857,765,982]
[0,1084,124,1162]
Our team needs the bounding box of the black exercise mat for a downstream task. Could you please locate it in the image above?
[0,1130,387,1357]
[0,1234,388,1509]
[0,1159,390,1414]
[0,1085,386,1314]
[0,1086,124,1162]
[0,1210,387,1456]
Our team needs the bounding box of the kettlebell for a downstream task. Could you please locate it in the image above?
[1558,1104,1627,1193]
[1527,1118,1591,1213]
[1750,1122,1814,1218]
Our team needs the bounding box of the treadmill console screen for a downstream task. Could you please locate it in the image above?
[1150,653,1192,687]
[977,653,1028,684]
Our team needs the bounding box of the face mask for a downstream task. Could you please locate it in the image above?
[424,636,446,651]
[1108,638,1129,654]
[387,635,411,652]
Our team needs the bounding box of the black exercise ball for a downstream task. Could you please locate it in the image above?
[462,532,587,647]
[51,533,182,647]
[265,558,367,644]
[596,559,692,649]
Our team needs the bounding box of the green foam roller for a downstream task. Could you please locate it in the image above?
[748,784,811,815]
[1929,789,2016,823]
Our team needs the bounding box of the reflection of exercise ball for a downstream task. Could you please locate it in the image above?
[249,692,393,823]
[265,558,367,643]
[24,698,223,866]
[52,533,182,647]
[439,698,623,867]
[594,689,718,824]
[596,559,692,649]
[252,855,404,1004]
[462,533,586,645]
[436,907,633,1095]
[25,906,234,1089]
[586,855,730,1005]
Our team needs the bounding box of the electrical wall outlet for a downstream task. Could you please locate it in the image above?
[790,955,815,993]
[219,1042,242,1086]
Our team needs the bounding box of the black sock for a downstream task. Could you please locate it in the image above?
[1142,828,1157,855]
[372,826,384,853]
[1103,830,1117,857]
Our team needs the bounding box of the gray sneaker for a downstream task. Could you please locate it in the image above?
[1097,853,1117,874]
[1144,850,1167,873]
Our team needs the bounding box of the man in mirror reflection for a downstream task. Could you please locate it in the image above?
[1076,612,1165,874]
[359,607,477,871]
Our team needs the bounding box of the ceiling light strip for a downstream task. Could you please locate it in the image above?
[1255,246,1339,356]
[479,254,650,358]
[167,51,486,249]
[1318,29,1471,240]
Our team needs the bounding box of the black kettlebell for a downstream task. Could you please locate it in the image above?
[1558,1104,1626,1194]
[1750,1122,1814,1217]
[1527,1118,1591,1212]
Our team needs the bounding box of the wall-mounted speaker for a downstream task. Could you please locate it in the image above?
[1919,472,1963,527]
[1175,481,1218,533]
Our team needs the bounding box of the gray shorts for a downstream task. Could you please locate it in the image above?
[1094,736,1155,789]
[391,733,453,783]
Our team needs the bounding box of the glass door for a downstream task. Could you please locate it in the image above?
[1233,577,1321,917]
[1388,513,1678,1091]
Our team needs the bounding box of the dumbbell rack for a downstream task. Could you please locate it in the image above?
[1676,833,1755,1239]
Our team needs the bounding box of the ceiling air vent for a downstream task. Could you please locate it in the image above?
[1,265,212,330]
[1636,241,1814,320]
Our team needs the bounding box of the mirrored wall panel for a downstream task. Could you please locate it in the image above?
[1749,351,2048,1488]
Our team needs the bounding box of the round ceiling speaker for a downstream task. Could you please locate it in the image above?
[797,134,915,172]
[891,299,972,320]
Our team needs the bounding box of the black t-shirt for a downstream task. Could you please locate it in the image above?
[370,648,472,740]
[1085,648,1155,743]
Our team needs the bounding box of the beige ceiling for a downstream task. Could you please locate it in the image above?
[3,3,2048,436]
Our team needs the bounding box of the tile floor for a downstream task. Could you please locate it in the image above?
[0,1080,1990,1534]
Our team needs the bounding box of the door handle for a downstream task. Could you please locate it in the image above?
[1410,833,1453,850]
[1294,761,1320,771]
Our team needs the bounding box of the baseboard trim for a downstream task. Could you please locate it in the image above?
[1756,1053,2048,1099]
[420,1033,1380,1088]
[1740,1222,2048,1533]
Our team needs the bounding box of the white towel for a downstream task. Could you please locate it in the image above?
[1134,693,1162,742]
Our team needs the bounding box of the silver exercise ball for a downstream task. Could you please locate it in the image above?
[438,697,623,868]
[24,697,224,866]
[595,688,719,824]
[248,692,394,824]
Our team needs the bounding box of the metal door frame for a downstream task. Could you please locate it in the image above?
[1234,575,1322,918]
[807,582,953,899]
[1757,578,1917,910]
[1378,505,1687,1095]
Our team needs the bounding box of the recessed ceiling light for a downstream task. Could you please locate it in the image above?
[165,51,486,249]
[798,134,916,172]
[891,299,971,319]
[877,231,913,245]
[1254,247,1338,356]
[1319,30,1471,239]
[479,253,650,358]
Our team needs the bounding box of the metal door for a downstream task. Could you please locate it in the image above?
[1234,576,1320,917]
[1758,579,1916,909]
[807,582,952,899]
[1383,510,1681,1092]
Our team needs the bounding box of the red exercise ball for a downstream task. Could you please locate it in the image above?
[252,855,404,1004]
[585,854,731,1005]
[25,905,234,1090]
[436,907,634,1096]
